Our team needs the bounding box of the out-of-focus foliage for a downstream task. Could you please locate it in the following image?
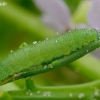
[11,0,41,15]
[64,0,81,13]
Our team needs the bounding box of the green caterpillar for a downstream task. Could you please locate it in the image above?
[0,28,99,85]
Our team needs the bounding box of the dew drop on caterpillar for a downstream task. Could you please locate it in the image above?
[0,28,99,85]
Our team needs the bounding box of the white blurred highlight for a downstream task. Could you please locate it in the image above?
[33,0,71,33]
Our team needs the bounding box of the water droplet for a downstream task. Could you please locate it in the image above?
[56,32,59,35]
[43,92,51,97]
[33,41,37,44]
[28,90,31,92]
[37,90,41,94]
[48,64,53,68]
[19,42,28,48]
[30,92,33,96]
[10,50,13,53]
[48,94,51,97]
[87,50,88,52]
[44,65,47,69]
[94,89,99,96]
[46,38,48,40]
[69,93,73,97]
[96,28,98,30]
[14,73,21,78]
[56,40,58,43]
[78,93,84,99]
[68,30,71,32]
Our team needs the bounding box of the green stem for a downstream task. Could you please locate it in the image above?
[8,79,100,100]
[25,78,37,91]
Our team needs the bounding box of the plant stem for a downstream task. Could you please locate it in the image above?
[8,79,100,100]
[25,78,37,91]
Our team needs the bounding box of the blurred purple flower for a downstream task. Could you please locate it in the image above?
[33,0,71,33]
[87,0,100,31]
